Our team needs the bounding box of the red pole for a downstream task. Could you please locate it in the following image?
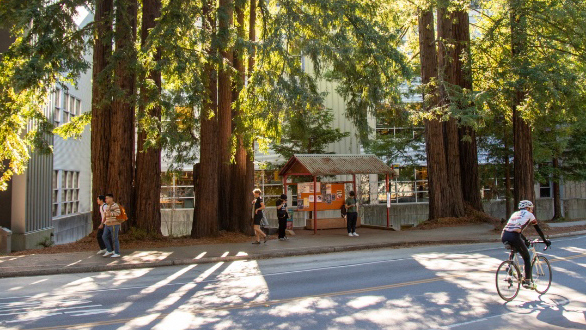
[386,173,390,229]
[313,176,317,234]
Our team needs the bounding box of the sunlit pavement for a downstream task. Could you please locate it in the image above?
[0,236,585,330]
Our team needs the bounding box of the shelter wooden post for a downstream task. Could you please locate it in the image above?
[313,176,317,234]
[385,173,390,229]
[282,175,288,194]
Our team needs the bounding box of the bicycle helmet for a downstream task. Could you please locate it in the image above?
[518,200,534,209]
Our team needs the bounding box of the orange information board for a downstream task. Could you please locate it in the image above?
[297,183,345,211]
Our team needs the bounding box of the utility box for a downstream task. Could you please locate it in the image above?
[0,227,12,255]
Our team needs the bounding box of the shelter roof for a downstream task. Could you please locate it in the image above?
[278,154,396,177]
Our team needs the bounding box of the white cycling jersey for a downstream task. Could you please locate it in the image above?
[504,209,536,232]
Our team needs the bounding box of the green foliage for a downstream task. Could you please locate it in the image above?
[0,0,91,190]
[271,107,350,162]
[53,112,92,140]
[240,0,411,152]
[471,0,586,188]
[366,103,426,167]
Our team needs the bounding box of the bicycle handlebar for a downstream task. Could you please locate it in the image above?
[530,239,551,251]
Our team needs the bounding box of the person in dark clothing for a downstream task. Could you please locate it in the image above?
[276,194,289,240]
[502,200,551,289]
[251,188,268,244]
[345,191,359,237]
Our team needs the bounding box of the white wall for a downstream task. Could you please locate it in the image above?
[52,10,93,217]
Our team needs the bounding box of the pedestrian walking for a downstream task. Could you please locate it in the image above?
[345,191,359,237]
[102,193,122,257]
[276,194,289,241]
[96,195,111,254]
[251,188,268,244]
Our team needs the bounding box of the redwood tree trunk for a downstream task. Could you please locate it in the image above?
[217,0,234,231]
[453,9,483,211]
[229,0,249,233]
[552,157,562,220]
[243,0,257,235]
[108,0,137,222]
[510,0,535,206]
[504,127,512,218]
[90,0,113,229]
[134,0,162,235]
[418,9,451,219]
[437,3,465,218]
[192,0,219,238]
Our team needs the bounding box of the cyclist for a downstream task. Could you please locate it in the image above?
[502,200,551,289]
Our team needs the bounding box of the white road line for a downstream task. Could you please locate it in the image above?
[0,304,102,317]
[66,309,110,316]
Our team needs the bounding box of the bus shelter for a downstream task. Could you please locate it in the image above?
[278,154,396,234]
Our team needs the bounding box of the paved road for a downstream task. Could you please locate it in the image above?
[1,236,585,330]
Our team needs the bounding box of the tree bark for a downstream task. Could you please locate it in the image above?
[217,0,234,231]
[510,0,535,206]
[90,0,113,229]
[418,9,451,220]
[134,0,162,235]
[243,0,257,235]
[108,0,137,223]
[229,0,249,233]
[504,129,512,219]
[552,157,562,220]
[437,3,466,218]
[192,0,219,238]
[452,9,483,211]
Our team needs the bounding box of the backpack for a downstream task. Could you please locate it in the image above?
[340,204,347,218]
[116,205,129,222]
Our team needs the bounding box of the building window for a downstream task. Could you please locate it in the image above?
[254,170,283,206]
[52,170,59,217]
[161,171,194,209]
[540,181,552,198]
[63,93,81,123]
[53,170,80,217]
[53,89,61,125]
[376,166,428,204]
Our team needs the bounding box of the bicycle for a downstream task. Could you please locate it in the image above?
[495,239,552,302]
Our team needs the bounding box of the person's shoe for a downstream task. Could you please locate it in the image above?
[522,280,535,290]
[97,249,107,254]
[353,232,359,237]
[252,241,261,245]
[278,238,284,241]
[264,236,268,243]
[349,233,353,237]
[111,254,121,258]
[103,251,113,257]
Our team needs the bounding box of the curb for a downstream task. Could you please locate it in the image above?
[1,231,584,279]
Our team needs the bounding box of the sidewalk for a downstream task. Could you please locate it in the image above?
[1,224,584,278]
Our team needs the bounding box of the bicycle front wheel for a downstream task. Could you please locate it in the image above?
[496,260,521,301]
[532,255,552,294]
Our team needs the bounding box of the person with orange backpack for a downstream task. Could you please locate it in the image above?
[102,193,127,258]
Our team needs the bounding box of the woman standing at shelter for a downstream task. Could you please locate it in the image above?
[252,188,268,244]
[345,191,359,237]
[276,194,289,240]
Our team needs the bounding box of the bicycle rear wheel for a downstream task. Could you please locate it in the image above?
[532,255,552,294]
[496,260,521,301]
